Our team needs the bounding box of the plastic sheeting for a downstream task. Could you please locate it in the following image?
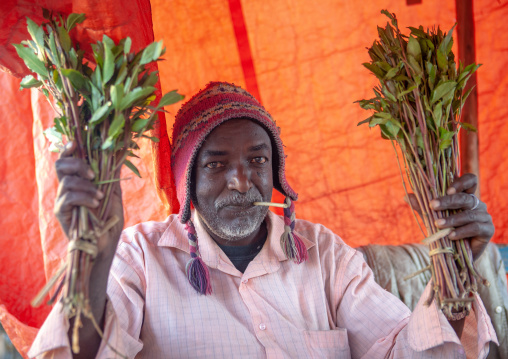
[1,0,507,357]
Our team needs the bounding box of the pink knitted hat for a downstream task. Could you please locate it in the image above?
[171,82,307,294]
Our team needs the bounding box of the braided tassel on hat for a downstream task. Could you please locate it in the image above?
[281,197,308,263]
[185,220,212,294]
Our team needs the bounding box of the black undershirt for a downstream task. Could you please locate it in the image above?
[217,235,267,273]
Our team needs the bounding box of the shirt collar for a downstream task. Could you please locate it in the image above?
[157,210,315,268]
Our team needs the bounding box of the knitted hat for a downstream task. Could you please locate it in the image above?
[171,82,308,294]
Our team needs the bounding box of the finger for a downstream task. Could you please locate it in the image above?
[435,210,492,229]
[447,222,495,241]
[57,176,104,200]
[430,193,486,211]
[60,141,76,158]
[404,193,422,216]
[446,173,478,195]
[54,191,101,213]
[55,157,95,182]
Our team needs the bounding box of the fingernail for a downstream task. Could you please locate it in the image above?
[96,190,104,199]
[436,219,446,226]
[87,169,95,179]
[430,200,440,209]
[65,142,73,149]
[447,187,456,195]
[449,231,456,238]
[92,199,100,207]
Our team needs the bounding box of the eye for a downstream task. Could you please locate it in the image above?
[251,157,267,164]
[205,161,224,169]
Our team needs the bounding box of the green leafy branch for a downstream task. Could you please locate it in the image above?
[356,10,483,320]
[14,10,183,355]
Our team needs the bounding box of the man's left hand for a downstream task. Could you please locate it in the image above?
[429,173,495,261]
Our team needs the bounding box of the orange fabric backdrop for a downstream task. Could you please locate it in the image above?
[0,0,507,357]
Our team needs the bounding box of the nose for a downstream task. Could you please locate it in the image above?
[227,164,253,193]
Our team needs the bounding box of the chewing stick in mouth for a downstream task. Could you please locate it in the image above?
[253,201,289,208]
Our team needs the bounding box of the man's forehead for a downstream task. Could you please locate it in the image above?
[204,118,271,144]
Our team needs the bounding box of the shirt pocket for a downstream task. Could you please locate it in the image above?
[304,328,351,359]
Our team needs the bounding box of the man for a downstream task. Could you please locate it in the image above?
[29,82,497,358]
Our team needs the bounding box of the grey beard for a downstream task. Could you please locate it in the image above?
[197,192,269,242]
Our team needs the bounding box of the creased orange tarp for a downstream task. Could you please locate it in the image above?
[1,0,508,357]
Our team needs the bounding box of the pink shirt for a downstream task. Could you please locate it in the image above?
[29,211,497,358]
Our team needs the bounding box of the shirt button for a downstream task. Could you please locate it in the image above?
[242,279,248,284]
[259,323,266,331]
[495,306,503,314]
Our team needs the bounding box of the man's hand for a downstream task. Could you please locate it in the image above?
[429,173,494,261]
[406,173,494,261]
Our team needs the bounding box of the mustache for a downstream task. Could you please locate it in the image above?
[215,191,263,210]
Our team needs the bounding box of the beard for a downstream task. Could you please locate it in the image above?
[195,190,269,242]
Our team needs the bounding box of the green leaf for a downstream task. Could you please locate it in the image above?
[140,41,163,65]
[382,86,397,102]
[380,10,397,27]
[431,81,456,105]
[132,119,149,132]
[397,85,417,99]
[370,112,392,126]
[409,26,427,38]
[124,37,132,54]
[53,116,66,135]
[119,86,156,111]
[438,126,455,143]
[383,120,400,138]
[439,23,456,55]
[110,84,124,110]
[425,62,437,90]
[101,137,114,150]
[19,75,42,89]
[124,159,141,178]
[13,44,47,76]
[363,63,384,79]
[436,49,448,72]
[384,65,400,80]
[157,90,184,108]
[89,102,112,124]
[26,18,44,55]
[102,35,115,84]
[43,126,62,144]
[57,26,71,53]
[69,48,78,69]
[407,37,421,61]
[47,32,60,67]
[66,13,86,31]
[408,55,423,76]
[460,122,477,132]
[60,68,86,89]
[432,101,443,128]
[357,116,373,126]
[108,113,125,138]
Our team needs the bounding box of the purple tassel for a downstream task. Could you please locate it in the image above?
[185,221,212,295]
[281,197,308,264]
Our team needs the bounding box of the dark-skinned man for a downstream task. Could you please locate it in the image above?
[29,82,497,358]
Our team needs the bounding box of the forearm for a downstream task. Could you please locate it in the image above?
[68,237,117,359]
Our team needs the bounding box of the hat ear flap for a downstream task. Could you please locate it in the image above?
[185,220,212,294]
[280,197,308,264]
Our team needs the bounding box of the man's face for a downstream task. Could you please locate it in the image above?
[192,119,274,246]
